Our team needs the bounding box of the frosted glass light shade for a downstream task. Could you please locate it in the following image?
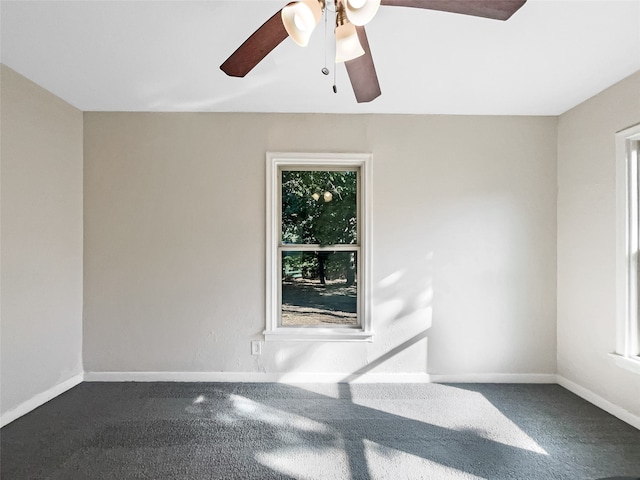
[282,0,323,47]
[345,0,381,26]
[335,22,365,63]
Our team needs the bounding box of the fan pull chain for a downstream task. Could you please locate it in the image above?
[332,6,337,93]
[321,8,329,76]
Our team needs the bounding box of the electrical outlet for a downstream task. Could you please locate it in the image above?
[251,340,263,356]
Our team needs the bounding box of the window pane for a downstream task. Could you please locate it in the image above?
[281,250,357,326]
[281,170,357,245]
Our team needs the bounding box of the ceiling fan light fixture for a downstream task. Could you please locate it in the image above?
[281,0,323,47]
[335,22,365,62]
[344,0,380,26]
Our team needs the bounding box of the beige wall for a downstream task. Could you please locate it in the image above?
[557,71,640,417]
[83,112,558,377]
[0,66,83,417]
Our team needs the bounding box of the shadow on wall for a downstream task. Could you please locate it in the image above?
[262,252,435,379]
[339,330,430,383]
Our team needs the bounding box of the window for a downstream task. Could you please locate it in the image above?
[613,124,640,373]
[265,153,372,341]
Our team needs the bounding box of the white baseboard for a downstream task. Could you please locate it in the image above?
[83,371,557,384]
[429,373,557,384]
[557,375,640,430]
[84,371,433,383]
[0,373,84,428]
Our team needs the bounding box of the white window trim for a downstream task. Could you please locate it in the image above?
[265,152,373,342]
[614,123,640,373]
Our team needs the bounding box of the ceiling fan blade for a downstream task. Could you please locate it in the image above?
[345,26,381,103]
[379,0,526,21]
[220,8,289,77]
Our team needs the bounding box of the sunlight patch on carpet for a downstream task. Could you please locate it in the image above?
[225,394,332,434]
[255,446,351,480]
[363,439,487,480]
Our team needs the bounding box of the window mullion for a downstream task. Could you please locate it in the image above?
[280,244,360,252]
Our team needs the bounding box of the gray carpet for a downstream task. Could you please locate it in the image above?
[1,382,639,479]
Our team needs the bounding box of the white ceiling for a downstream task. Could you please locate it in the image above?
[1,0,639,115]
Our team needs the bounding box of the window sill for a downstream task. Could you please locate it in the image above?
[264,329,373,342]
[609,353,640,374]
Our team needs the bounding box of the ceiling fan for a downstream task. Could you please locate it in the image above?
[220,0,527,103]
